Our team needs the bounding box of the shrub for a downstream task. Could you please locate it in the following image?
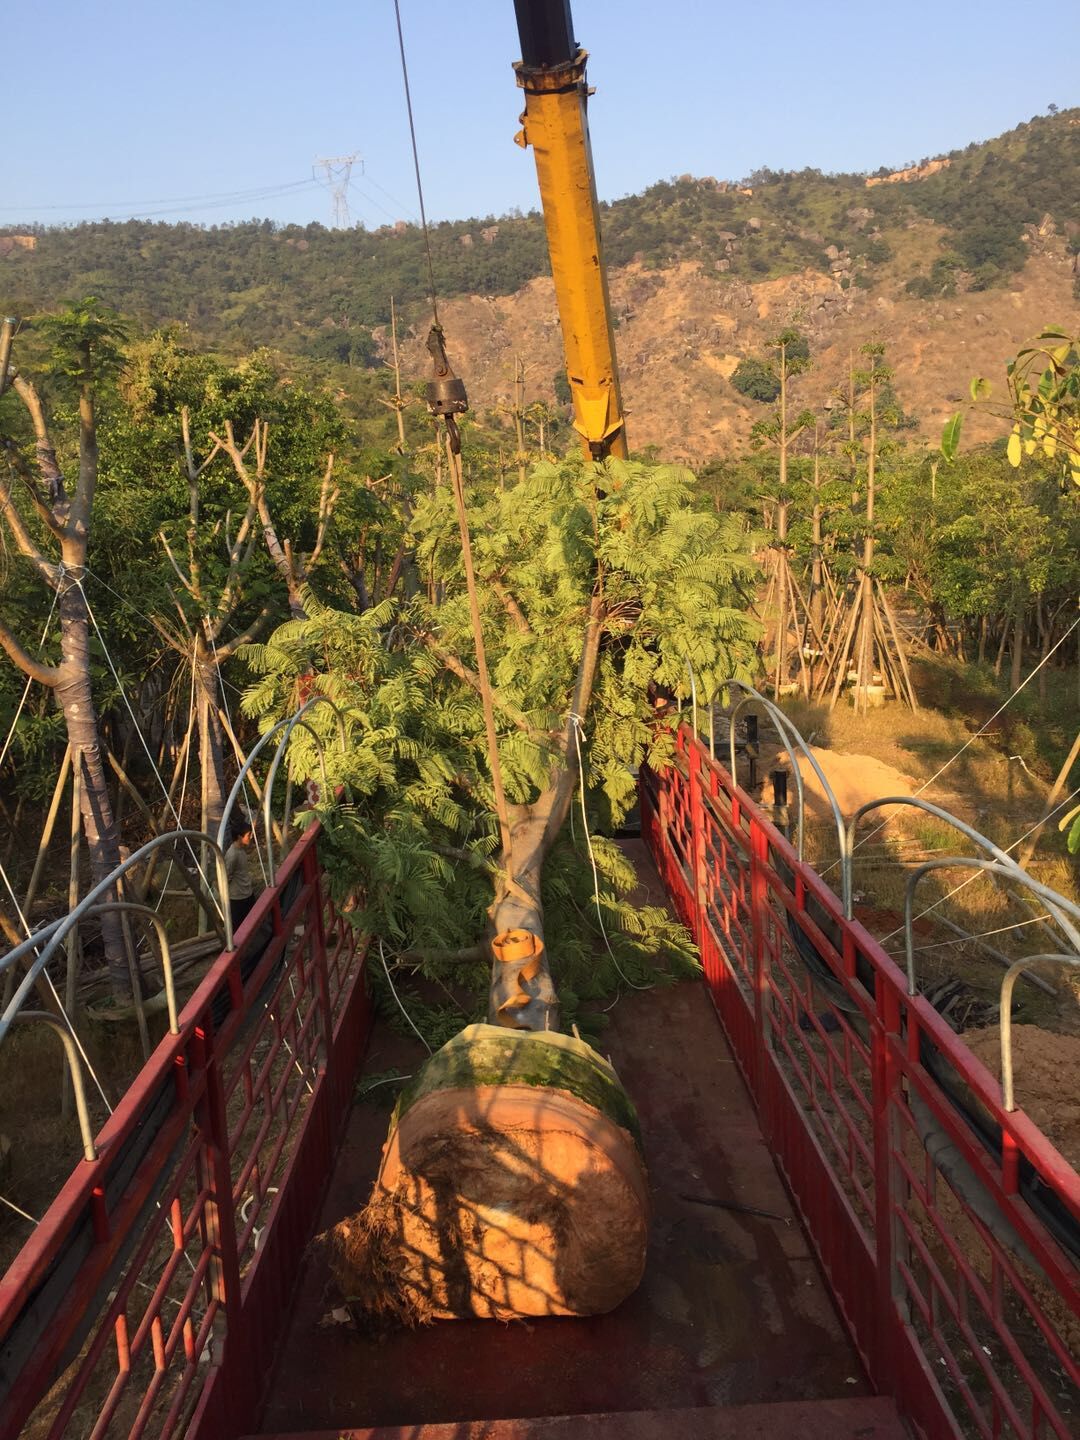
[730,357,780,403]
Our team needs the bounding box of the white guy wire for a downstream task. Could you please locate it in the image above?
[378,938,432,1053]
[0,586,59,771]
[820,615,1080,880]
[0,1193,40,1225]
[78,581,222,918]
[206,619,268,884]
[878,782,1080,945]
[571,716,651,992]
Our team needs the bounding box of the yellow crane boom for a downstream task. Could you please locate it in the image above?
[512,0,628,460]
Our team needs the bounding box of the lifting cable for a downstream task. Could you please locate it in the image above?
[393,0,514,872]
[393,0,439,330]
[570,715,652,994]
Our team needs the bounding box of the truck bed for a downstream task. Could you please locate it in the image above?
[255,965,871,1434]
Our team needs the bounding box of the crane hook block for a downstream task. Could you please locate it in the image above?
[425,325,469,417]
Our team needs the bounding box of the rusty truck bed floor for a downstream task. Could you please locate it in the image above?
[257,849,871,1434]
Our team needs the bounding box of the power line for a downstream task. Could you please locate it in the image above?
[8,178,318,211]
[359,168,419,222]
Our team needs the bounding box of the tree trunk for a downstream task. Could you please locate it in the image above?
[54,580,128,994]
[994,616,1009,677]
[195,644,227,839]
[810,503,824,638]
[484,595,604,1033]
[1010,605,1024,694]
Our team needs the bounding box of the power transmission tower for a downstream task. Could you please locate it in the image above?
[313,153,361,227]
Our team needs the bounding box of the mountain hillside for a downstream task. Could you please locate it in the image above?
[2,107,1078,458]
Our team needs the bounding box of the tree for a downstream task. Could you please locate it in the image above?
[750,330,814,696]
[244,456,758,1031]
[731,356,780,404]
[0,304,133,993]
[112,335,346,852]
[943,327,1080,853]
[818,343,917,710]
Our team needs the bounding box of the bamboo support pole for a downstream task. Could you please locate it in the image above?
[22,742,73,923]
[61,758,82,1118]
[876,580,919,711]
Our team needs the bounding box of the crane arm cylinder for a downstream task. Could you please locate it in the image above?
[512,0,628,460]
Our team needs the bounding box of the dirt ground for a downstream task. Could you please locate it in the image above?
[961,1024,1080,1172]
[767,746,916,823]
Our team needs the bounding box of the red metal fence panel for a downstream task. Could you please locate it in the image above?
[0,821,370,1440]
[643,729,1080,1440]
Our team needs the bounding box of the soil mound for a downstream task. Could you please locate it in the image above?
[961,1023,1080,1171]
[772,747,917,823]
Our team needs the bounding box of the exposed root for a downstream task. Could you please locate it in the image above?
[318,1187,436,1332]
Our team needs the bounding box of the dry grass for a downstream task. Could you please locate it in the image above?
[0,1011,167,1275]
[754,667,1080,1034]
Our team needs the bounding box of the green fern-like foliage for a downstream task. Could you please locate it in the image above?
[244,455,758,1046]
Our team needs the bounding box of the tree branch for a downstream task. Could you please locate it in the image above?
[4,445,65,537]
[491,577,532,634]
[419,631,545,740]
[217,603,276,661]
[308,453,339,570]
[0,612,59,686]
[146,608,188,655]
[10,374,66,508]
[158,530,196,595]
[74,384,97,534]
[0,474,55,583]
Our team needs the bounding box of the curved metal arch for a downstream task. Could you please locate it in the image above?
[217,694,347,857]
[78,901,179,1033]
[12,1012,97,1160]
[262,718,331,884]
[0,830,231,1046]
[726,694,807,860]
[719,679,846,867]
[721,680,846,865]
[1000,954,1080,1111]
[0,916,68,980]
[845,794,1056,924]
[684,660,699,738]
[903,855,1080,996]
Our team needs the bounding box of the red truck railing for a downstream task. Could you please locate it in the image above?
[3,731,1078,1440]
[0,819,370,1440]
[643,727,1080,1440]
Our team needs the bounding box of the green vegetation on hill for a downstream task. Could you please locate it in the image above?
[2,109,1077,360]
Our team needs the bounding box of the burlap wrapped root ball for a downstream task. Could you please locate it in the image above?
[325,1025,649,1323]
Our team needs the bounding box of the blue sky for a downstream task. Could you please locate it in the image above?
[4,1,1078,229]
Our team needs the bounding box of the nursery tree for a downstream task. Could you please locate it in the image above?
[243,455,758,1030]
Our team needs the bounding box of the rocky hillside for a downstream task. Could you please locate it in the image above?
[391,241,1076,459]
[2,107,1078,460]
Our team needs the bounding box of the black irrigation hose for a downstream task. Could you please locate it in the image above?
[779,894,1080,1265]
